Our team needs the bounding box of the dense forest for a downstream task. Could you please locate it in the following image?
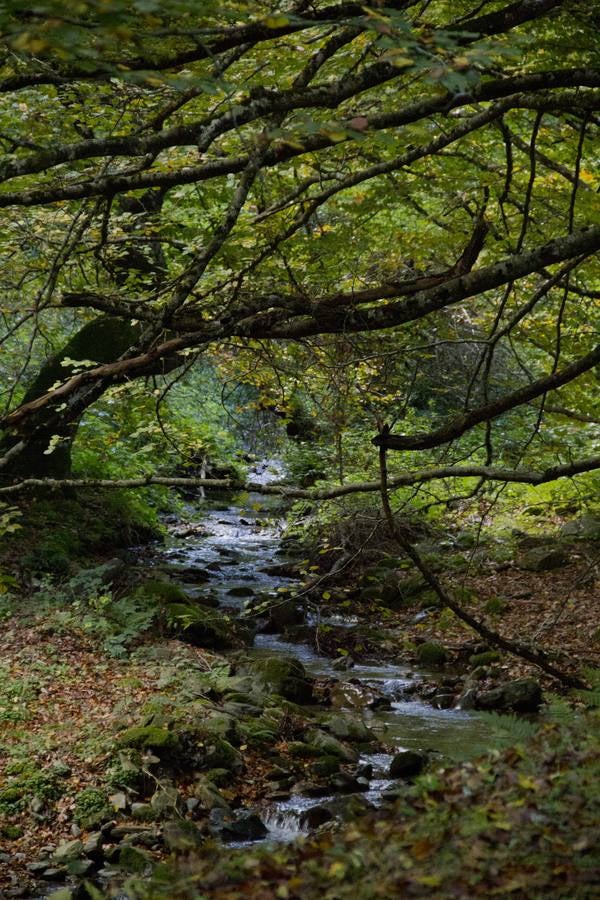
[0,1,599,897]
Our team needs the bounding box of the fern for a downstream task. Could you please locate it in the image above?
[476,711,539,746]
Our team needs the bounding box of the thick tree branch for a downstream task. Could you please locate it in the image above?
[375,344,600,451]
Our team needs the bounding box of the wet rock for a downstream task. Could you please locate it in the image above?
[266,599,304,633]
[517,546,569,571]
[329,681,376,709]
[389,750,428,779]
[227,585,256,598]
[164,565,212,583]
[243,656,314,704]
[163,819,204,851]
[299,804,333,830]
[210,809,268,841]
[329,772,369,793]
[433,693,455,710]
[332,655,355,671]
[456,687,478,710]
[324,713,376,743]
[182,585,219,607]
[476,677,542,712]
[310,756,340,777]
[291,781,332,798]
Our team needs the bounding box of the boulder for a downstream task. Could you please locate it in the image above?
[305,729,359,762]
[210,809,268,841]
[52,840,84,864]
[560,514,600,541]
[415,641,448,667]
[476,677,542,713]
[243,656,314,704]
[517,546,569,571]
[389,750,428,779]
[324,713,376,743]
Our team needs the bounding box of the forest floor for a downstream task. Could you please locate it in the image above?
[1,541,599,897]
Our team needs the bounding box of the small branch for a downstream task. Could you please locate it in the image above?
[376,435,587,689]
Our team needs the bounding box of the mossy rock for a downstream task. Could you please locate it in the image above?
[167,603,253,649]
[136,580,188,604]
[415,641,448,667]
[469,651,502,668]
[203,738,243,773]
[116,725,179,752]
[244,656,314,704]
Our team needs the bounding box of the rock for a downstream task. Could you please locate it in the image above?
[329,681,376,710]
[203,738,244,773]
[244,656,314,704]
[389,750,428,779]
[66,858,95,877]
[415,641,448,667]
[182,585,219,607]
[41,868,66,881]
[306,729,359,762]
[115,844,153,873]
[227,585,255,598]
[131,803,156,822]
[109,791,128,812]
[456,687,478,710]
[329,772,369,793]
[50,761,72,778]
[559,514,600,541]
[150,783,184,818]
[168,603,253,649]
[433,693,455,709]
[476,677,542,712]
[469,651,501,668]
[52,840,84,864]
[163,819,204,851]
[211,809,268,841]
[299,804,334,830]
[291,781,332,798]
[109,824,159,840]
[266,599,304,633]
[331,655,355,671]
[82,832,103,857]
[517,546,569,571]
[198,711,238,742]
[310,756,340,777]
[324,713,376,743]
[116,725,179,752]
[194,780,231,812]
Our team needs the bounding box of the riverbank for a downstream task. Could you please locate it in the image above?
[1,482,599,897]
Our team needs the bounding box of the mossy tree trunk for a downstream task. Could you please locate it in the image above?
[0,190,169,479]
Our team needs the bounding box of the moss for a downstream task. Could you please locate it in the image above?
[136,580,188,604]
[469,651,502,668]
[484,597,507,616]
[1,824,24,840]
[415,641,448,667]
[73,788,112,829]
[116,725,179,752]
[0,786,24,813]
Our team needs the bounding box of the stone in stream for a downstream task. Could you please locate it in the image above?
[389,750,428,779]
[209,809,268,841]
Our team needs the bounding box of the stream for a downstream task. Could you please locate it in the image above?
[153,461,489,844]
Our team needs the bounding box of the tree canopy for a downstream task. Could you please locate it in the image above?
[0,0,598,496]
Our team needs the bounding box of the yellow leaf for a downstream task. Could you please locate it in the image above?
[328,861,346,878]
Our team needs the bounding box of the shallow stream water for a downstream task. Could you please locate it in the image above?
[154,461,489,843]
